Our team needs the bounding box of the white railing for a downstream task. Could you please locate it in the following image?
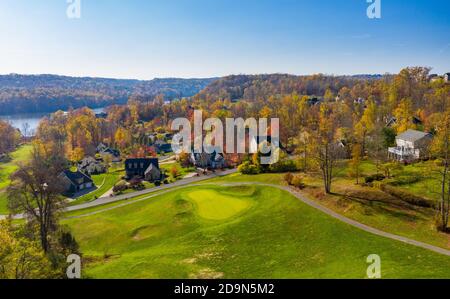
[388,147,415,156]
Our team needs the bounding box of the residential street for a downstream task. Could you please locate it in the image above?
[0,169,237,220]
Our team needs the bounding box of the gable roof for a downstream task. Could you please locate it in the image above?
[144,163,160,175]
[62,170,93,186]
[125,158,159,170]
[396,129,431,142]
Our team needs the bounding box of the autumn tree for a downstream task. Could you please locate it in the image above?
[349,143,362,184]
[354,100,376,155]
[0,220,55,279]
[393,98,415,133]
[177,152,192,168]
[170,165,181,178]
[114,127,131,150]
[310,105,341,194]
[0,120,21,154]
[430,110,450,232]
[69,147,85,164]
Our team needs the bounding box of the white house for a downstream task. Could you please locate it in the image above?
[388,129,432,162]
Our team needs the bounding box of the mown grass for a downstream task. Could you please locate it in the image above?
[0,145,33,214]
[208,172,286,185]
[65,185,450,279]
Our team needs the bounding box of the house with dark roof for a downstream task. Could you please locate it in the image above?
[96,143,121,162]
[124,158,162,182]
[59,170,94,195]
[388,129,432,162]
[386,116,423,128]
[78,156,106,175]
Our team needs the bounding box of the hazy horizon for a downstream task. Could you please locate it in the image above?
[0,69,428,81]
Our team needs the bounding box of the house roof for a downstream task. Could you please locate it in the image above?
[396,129,431,142]
[62,170,93,186]
[144,163,160,175]
[125,158,159,170]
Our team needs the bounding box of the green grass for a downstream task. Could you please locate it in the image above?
[335,159,442,202]
[0,191,8,214]
[208,172,285,185]
[64,185,450,278]
[0,144,33,214]
[185,189,252,220]
[207,168,450,251]
[0,144,32,190]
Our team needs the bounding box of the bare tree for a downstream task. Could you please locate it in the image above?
[309,105,342,194]
[7,145,66,252]
[431,111,450,231]
[22,122,30,138]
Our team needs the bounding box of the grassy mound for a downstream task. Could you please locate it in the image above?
[185,189,253,220]
[64,185,450,279]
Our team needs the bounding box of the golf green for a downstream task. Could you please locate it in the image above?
[185,189,252,220]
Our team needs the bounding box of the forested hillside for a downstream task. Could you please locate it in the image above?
[193,73,386,103]
[0,74,215,114]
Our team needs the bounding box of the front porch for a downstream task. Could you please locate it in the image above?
[388,146,419,162]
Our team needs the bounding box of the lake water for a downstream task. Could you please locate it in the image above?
[0,107,106,137]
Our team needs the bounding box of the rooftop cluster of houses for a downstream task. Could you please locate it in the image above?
[429,73,450,83]
[77,156,106,175]
[190,151,225,170]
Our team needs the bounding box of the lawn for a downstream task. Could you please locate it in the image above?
[334,159,442,202]
[0,144,33,190]
[65,185,450,279]
[0,144,33,214]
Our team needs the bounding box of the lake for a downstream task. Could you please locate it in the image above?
[0,107,107,137]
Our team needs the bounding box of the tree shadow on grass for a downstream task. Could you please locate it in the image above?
[331,190,431,223]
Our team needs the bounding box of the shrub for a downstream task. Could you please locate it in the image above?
[268,159,298,173]
[285,173,305,189]
[290,175,306,189]
[113,181,128,193]
[238,161,260,175]
[284,172,294,185]
[170,165,181,178]
[364,174,386,184]
[154,181,161,186]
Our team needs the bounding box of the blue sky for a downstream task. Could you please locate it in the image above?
[0,0,449,79]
